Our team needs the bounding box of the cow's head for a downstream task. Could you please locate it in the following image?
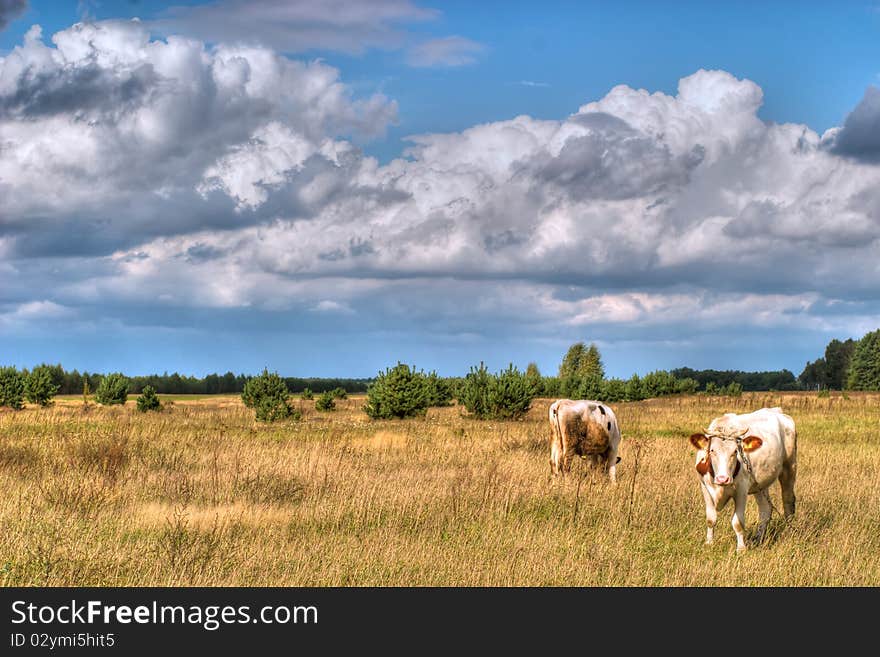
[689,430,763,486]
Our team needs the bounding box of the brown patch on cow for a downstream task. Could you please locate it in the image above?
[563,413,610,457]
[696,458,710,476]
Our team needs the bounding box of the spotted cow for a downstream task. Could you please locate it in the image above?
[549,399,622,482]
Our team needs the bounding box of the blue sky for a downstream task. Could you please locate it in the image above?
[2,1,880,377]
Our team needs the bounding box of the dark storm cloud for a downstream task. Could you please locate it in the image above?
[0,63,157,119]
[828,86,880,162]
[0,0,26,31]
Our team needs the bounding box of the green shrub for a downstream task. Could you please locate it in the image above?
[95,373,129,406]
[300,388,314,400]
[459,362,492,418]
[723,382,743,397]
[624,374,645,401]
[460,363,534,420]
[330,387,347,400]
[817,388,831,398]
[488,364,533,419]
[675,377,699,395]
[241,369,296,422]
[364,363,430,419]
[0,367,25,410]
[640,370,679,398]
[315,391,336,411]
[425,372,454,407]
[525,363,544,398]
[704,381,719,396]
[601,378,627,402]
[136,385,163,412]
[24,365,60,407]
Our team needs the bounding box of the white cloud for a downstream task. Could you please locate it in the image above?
[311,300,355,314]
[3,19,880,367]
[406,36,484,67]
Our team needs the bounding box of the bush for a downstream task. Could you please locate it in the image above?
[459,363,492,418]
[300,388,314,400]
[95,373,129,406]
[0,367,25,410]
[241,369,296,422]
[136,385,163,412]
[425,372,454,407]
[24,365,60,407]
[364,363,430,419]
[601,378,627,402]
[675,377,699,395]
[315,391,336,411]
[817,388,831,398]
[624,374,645,401]
[704,381,719,395]
[330,387,347,400]
[640,370,679,398]
[722,382,743,397]
[525,363,544,398]
[460,363,534,420]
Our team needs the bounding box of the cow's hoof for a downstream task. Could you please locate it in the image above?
[736,545,747,553]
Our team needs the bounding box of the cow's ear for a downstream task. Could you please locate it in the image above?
[689,433,708,450]
[743,436,763,452]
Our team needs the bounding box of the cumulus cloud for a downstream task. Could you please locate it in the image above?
[406,35,484,67]
[3,19,880,373]
[0,0,26,32]
[0,20,397,254]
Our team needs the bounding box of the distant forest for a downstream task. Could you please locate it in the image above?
[28,365,372,396]
[671,368,799,391]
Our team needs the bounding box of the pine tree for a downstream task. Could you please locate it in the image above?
[241,369,295,422]
[136,385,162,412]
[24,365,60,406]
[847,330,880,390]
[364,363,430,419]
[0,367,25,410]
[95,373,129,405]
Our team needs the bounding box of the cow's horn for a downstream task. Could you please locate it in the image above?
[735,426,749,437]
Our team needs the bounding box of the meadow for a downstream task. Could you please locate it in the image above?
[1,392,879,586]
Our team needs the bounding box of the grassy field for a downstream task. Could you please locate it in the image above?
[1,392,879,586]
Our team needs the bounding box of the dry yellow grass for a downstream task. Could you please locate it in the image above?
[1,392,879,586]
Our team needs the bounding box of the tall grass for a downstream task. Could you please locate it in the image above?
[1,392,878,586]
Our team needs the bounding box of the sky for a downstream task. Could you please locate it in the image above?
[2,0,880,378]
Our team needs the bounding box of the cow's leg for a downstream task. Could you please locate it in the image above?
[605,445,619,484]
[700,484,717,545]
[561,438,574,475]
[732,488,748,552]
[754,491,772,544]
[549,429,562,476]
[779,461,797,520]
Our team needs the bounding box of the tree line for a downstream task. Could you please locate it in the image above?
[0,364,372,396]
[798,330,880,390]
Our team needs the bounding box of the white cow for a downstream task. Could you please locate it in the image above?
[549,399,622,482]
[688,407,797,551]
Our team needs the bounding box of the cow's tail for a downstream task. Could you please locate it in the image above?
[551,403,563,471]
